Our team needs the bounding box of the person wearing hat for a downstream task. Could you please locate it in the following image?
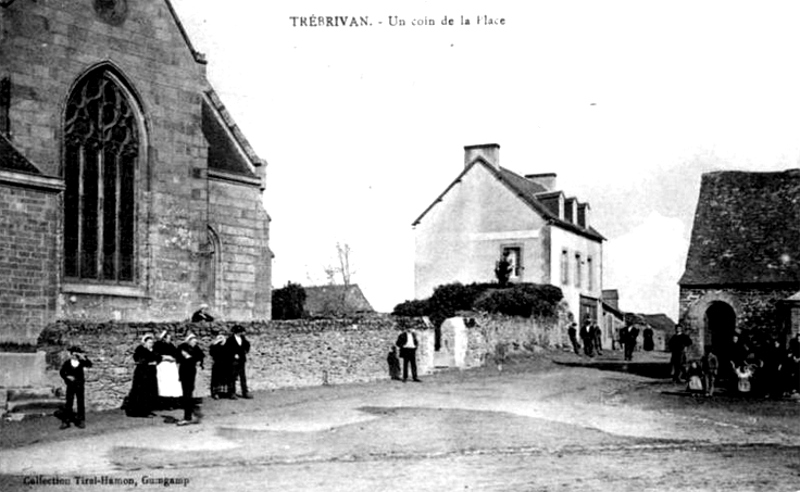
[209,333,233,399]
[191,303,215,323]
[124,334,162,418]
[225,325,252,398]
[176,332,205,426]
[58,346,92,429]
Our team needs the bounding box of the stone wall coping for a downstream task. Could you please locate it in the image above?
[0,170,64,193]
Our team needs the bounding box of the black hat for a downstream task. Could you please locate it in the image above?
[68,346,84,354]
[231,324,246,334]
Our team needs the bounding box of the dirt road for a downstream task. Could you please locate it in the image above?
[2,351,799,491]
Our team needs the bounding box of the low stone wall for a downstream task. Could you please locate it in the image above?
[461,310,569,368]
[37,316,430,411]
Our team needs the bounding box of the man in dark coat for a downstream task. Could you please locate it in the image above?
[580,320,594,357]
[396,328,421,382]
[669,325,692,383]
[225,324,252,398]
[176,333,205,426]
[59,346,92,429]
[622,324,639,361]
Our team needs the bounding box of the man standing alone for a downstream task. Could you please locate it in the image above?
[396,328,421,382]
[226,325,253,398]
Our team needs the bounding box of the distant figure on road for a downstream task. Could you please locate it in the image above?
[669,325,692,383]
[643,327,654,351]
[396,328,421,382]
[580,320,594,357]
[59,346,92,429]
[591,323,603,356]
[387,346,401,381]
[567,322,581,355]
[191,303,215,322]
[622,324,639,361]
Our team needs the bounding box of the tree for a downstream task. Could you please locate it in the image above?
[271,282,306,320]
[323,243,355,315]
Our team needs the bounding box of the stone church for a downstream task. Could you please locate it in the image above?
[0,0,272,343]
[679,169,800,359]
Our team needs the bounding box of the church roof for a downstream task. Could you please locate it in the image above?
[0,134,41,175]
[202,89,264,182]
[680,169,800,286]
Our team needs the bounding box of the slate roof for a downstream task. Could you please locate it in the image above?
[680,169,800,286]
[0,134,41,175]
[413,158,605,241]
[303,284,374,316]
[639,314,676,334]
[201,89,263,179]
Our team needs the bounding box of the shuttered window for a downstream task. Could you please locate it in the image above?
[64,70,138,282]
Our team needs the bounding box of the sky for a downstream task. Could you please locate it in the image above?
[170,1,800,319]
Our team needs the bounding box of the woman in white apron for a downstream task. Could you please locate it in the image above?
[154,331,183,408]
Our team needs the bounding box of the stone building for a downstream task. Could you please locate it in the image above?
[303,284,375,317]
[413,144,607,345]
[679,169,800,359]
[0,0,272,340]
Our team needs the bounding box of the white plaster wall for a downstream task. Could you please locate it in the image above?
[414,163,548,299]
[549,226,604,336]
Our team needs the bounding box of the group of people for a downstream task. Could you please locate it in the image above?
[674,327,800,398]
[567,320,604,358]
[58,322,253,430]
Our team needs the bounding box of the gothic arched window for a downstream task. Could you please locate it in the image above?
[63,69,140,282]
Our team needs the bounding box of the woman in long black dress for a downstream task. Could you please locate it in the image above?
[124,334,162,417]
[209,334,233,399]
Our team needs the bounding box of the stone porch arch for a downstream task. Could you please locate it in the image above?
[683,291,740,356]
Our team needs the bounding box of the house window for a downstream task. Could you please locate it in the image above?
[501,246,522,279]
[63,69,140,282]
[587,256,593,290]
[575,253,582,287]
[560,249,569,285]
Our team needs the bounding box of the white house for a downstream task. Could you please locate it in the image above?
[413,143,606,336]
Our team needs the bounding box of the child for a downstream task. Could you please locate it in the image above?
[59,346,92,429]
[686,360,704,394]
[387,346,401,381]
[701,347,719,397]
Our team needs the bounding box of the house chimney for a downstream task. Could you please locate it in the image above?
[578,203,590,229]
[602,290,619,309]
[525,173,557,191]
[464,143,500,169]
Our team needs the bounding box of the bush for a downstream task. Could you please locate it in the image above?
[392,299,429,317]
[392,282,563,324]
[271,282,306,320]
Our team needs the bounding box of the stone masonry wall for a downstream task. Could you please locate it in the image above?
[37,316,430,411]
[679,286,796,356]
[209,179,271,320]
[0,183,60,344]
[462,309,570,368]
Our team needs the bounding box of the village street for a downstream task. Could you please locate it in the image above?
[2,350,800,492]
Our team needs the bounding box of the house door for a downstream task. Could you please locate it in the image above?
[705,301,736,361]
[579,296,598,325]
